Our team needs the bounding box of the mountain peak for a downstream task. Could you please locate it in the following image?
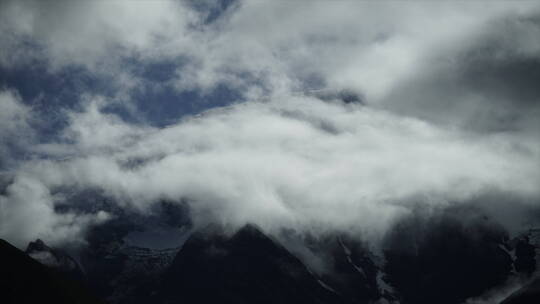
[24,238,83,278]
[232,223,268,240]
[26,238,50,253]
[157,222,345,304]
[0,238,102,304]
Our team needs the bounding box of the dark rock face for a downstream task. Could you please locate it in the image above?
[293,233,384,303]
[0,239,103,304]
[78,227,179,303]
[6,219,540,304]
[514,237,537,275]
[157,224,346,304]
[321,238,380,303]
[74,204,183,302]
[501,277,540,304]
[383,212,513,304]
[25,239,85,282]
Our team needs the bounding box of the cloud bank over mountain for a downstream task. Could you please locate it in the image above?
[0,0,539,247]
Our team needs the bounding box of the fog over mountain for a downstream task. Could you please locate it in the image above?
[0,1,539,303]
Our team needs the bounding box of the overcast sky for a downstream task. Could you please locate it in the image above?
[0,0,539,248]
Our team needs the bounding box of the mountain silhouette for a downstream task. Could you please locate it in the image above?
[0,238,102,304]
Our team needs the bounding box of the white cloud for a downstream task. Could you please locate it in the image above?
[0,0,197,70]
[0,174,109,247]
[4,95,536,245]
[0,91,111,247]
[2,0,538,100]
[1,1,539,247]
[176,1,539,99]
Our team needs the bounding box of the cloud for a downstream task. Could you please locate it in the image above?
[0,174,109,248]
[170,1,540,99]
[2,1,539,131]
[0,95,535,246]
[0,90,35,167]
[0,90,32,136]
[378,12,540,135]
[0,0,197,69]
[2,1,538,99]
[1,1,539,247]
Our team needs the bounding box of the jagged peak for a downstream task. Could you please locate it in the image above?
[26,238,51,253]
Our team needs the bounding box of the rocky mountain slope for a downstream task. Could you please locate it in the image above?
[3,221,540,304]
[0,238,103,304]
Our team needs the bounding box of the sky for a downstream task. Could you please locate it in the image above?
[0,0,539,248]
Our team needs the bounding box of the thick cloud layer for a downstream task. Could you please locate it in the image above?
[0,0,539,247]
[2,96,539,246]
